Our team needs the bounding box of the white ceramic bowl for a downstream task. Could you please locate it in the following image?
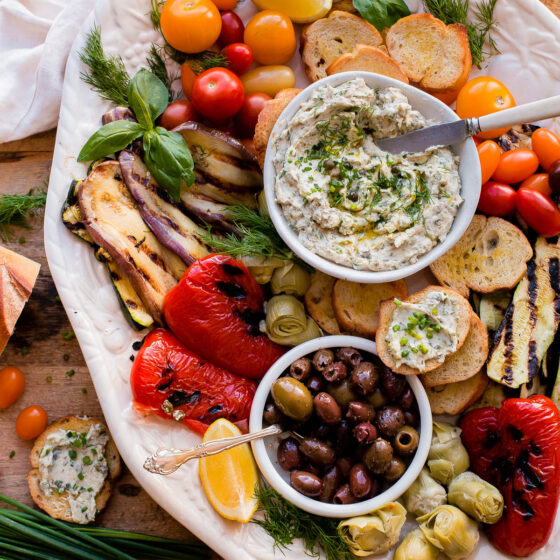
[249,335,432,518]
[263,72,481,283]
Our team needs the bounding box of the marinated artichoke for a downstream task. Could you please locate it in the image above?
[448,471,504,524]
[427,422,470,484]
[393,528,439,560]
[418,504,479,559]
[404,468,447,517]
[240,255,286,284]
[271,262,310,296]
[338,502,406,556]
[265,295,321,345]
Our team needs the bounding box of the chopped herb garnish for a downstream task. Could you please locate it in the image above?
[63,354,70,361]
[46,376,52,383]
[0,188,47,241]
[83,456,92,465]
[81,388,88,394]
[18,236,26,244]
[20,346,30,356]
[61,331,75,341]
[68,450,77,460]
[78,472,85,481]
[66,370,75,377]
[9,451,15,459]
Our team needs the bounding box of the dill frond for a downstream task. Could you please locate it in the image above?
[146,44,177,100]
[149,0,164,31]
[253,485,352,560]
[79,26,130,106]
[0,188,47,241]
[186,51,229,75]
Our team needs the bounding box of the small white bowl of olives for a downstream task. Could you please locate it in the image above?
[249,335,432,518]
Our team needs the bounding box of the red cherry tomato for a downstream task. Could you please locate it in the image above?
[191,68,244,121]
[213,0,237,8]
[531,128,560,171]
[159,99,198,130]
[516,187,560,237]
[477,140,501,185]
[235,92,271,138]
[492,148,539,184]
[520,173,552,196]
[16,405,48,440]
[222,43,253,76]
[219,10,244,45]
[0,366,25,409]
[478,182,516,217]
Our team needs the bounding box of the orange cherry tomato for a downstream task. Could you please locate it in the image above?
[492,149,539,184]
[456,77,516,139]
[0,366,25,409]
[520,173,552,196]
[16,405,48,440]
[244,11,296,65]
[477,140,501,185]
[241,65,295,96]
[160,0,221,54]
[472,136,481,147]
[181,63,197,99]
[531,128,560,171]
[212,0,237,8]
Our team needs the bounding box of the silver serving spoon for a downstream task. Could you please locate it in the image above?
[143,424,284,475]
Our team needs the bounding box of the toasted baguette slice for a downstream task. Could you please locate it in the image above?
[386,14,471,93]
[301,11,383,82]
[326,45,409,83]
[254,88,302,169]
[330,0,358,13]
[332,279,408,338]
[430,215,533,298]
[426,369,489,415]
[422,313,489,387]
[375,285,472,375]
[28,416,121,524]
[0,246,40,355]
[304,271,341,335]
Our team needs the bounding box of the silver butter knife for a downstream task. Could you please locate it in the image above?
[376,95,560,154]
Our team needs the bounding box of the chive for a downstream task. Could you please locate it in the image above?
[61,331,75,341]
[426,332,434,339]
[81,388,87,394]
[392,324,400,332]
[394,299,402,306]
[9,451,15,459]
[0,538,63,560]
[434,324,442,332]
[411,347,418,353]
[66,370,75,377]
[68,450,77,460]
[400,337,408,346]
[408,316,418,326]
[46,376,52,383]
[401,350,410,357]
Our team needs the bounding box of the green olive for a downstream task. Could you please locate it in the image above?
[367,388,388,408]
[328,379,358,408]
[393,425,420,457]
[271,377,313,422]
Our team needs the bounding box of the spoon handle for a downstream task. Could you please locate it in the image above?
[143,424,283,475]
[479,95,560,132]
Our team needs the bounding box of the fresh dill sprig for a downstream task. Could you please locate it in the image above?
[146,44,176,100]
[423,0,500,68]
[79,25,130,106]
[0,188,47,241]
[149,0,164,31]
[201,206,299,262]
[186,51,229,75]
[253,486,352,560]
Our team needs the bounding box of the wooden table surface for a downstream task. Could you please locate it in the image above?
[0,0,558,553]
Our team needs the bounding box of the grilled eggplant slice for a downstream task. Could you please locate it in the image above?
[190,174,258,209]
[487,237,560,388]
[94,248,154,330]
[174,122,262,192]
[118,150,211,265]
[179,190,236,233]
[78,160,186,325]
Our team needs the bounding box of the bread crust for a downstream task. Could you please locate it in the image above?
[28,415,121,524]
[304,271,341,335]
[375,285,473,375]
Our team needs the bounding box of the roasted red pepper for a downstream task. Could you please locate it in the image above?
[163,254,284,379]
[131,329,257,435]
[460,396,560,557]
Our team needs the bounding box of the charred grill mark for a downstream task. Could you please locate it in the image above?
[528,340,539,380]
[168,390,201,407]
[526,260,540,380]
[530,441,542,456]
[196,166,261,193]
[64,221,86,232]
[114,173,122,181]
[501,303,516,383]
[508,425,524,441]
[125,299,138,310]
[516,449,543,490]
[135,237,146,248]
[110,271,120,281]
[237,308,265,337]
[207,404,223,414]
[222,264,243,276]
[157,379,173,391]
[511,490,536,521]
[484,429,500,450]
[216,281,246,299]
[550,258,560,320]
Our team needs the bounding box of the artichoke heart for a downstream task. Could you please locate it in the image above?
[337,502,406,556]
[271,262,311,296]
[240,255,287,284]
[427,422,469,484]
[265,295,322,345]
[404,468,447,517]
[418,505,479,560]
[394,528,439,560]
[448,471,504,524]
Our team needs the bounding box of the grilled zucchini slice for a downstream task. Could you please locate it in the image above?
[487,237,560,388]
[61,179,95,245]
[78,160,186,325]
[478,291,511,333]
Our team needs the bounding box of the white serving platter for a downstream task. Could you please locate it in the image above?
[44,0,560,558]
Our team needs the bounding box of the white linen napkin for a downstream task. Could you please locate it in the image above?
[0,0,95,143]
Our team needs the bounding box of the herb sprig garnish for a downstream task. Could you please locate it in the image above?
[423,0,500,67]
[253,486,352,560]
[0,188,47,241]
[200,206,304,265]
[146,44,176,100]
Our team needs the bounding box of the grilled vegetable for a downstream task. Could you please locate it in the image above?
[487,237,560,388]
[118,150,211,265]
[179,190,237,232]
[61,179,94,245]
[477,290,511,334]
[78,160,186,324]
[551,355,560,410]
[174,122,262,192]
[497,124,539,152]
[190,175,258,209]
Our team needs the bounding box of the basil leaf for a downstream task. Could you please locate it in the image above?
[128,68,169,125]
[77,120,144,162]
[352,0,410,31]
[129,88,152,130]
[145,150,183,202]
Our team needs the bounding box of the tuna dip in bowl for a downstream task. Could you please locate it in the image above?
[270,77,463,273]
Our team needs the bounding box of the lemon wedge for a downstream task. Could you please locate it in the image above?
[251,0,332,24]
[199,419,259,522]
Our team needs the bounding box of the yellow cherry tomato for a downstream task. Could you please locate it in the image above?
[244,11,297,65]
[240,65,296,97]
[160,0,221,54]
